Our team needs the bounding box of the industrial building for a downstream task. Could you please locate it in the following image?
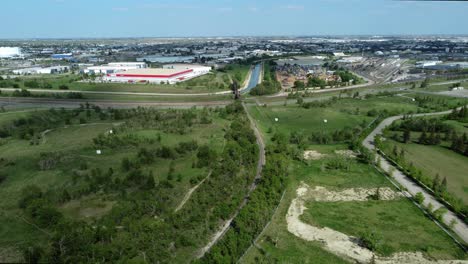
[12,66,70,75]
[0,47,22,58]
[103,64,211,84]
[83,62,147,75]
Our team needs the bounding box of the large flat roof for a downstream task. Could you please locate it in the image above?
[114,68,193,78]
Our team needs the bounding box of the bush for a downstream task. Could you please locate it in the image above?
[59,84,69,90]
[0,173,7,184]
[359,231,382,252]
[414,192,425,204]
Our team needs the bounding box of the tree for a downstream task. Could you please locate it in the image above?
[433,173,441,193]
[441,177,447,192]
[230,80,240,100]
[418,131,428,144]
[296,96,304,105]
[167,161,175,181]
[293,80,305,90]
[403,129,411,143]
[420,78,429,88]
[392,145,399,158]
[22,245,43,264]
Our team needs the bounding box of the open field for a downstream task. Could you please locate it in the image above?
[384,140,468,204]
[247,94,436,143]
[302,200,464,259]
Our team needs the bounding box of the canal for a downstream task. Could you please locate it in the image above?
[242,63,262,94]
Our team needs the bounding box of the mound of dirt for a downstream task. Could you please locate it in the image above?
[303,150,327,160]
[304,185,403,202]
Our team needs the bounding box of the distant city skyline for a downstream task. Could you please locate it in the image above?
[2,0,468,38]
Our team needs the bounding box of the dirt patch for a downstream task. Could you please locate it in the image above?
[303,150,327,160]
[334,150,358,159]
[286,183,467,264]
[303,185,403,202]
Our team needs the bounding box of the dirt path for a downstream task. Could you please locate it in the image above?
[174,171,211,213]
[196,103,266,259]
[287,183,467,264]
[363,108,468,244]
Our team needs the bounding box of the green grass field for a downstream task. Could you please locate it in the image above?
[247,95,427,143]
[385,140,468,203]
[302,200,464,259]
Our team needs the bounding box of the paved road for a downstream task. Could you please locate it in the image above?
[363,109,468,244]
[197,102,266,259]
[0,97,231,110]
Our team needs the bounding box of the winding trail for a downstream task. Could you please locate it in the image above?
[196,102,266,259]
[174,171,212,213]
[363,108,468,244]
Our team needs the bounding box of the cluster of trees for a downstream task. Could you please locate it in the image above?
[0,104,102,139]
[307,76,327,89]
[289,125,365,146]
[413,95,461,111]
[250,61,281,96]
[389,113,468,157]
[447,105,468,122]
[0,78,20,88]
[13,102,262,263]
[450,132,468,157]
[200,132,289,263]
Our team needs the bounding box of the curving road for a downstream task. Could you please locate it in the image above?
[363,109,468,244]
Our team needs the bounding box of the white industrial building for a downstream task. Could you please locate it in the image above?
[12,66,70,75]
[103,64,211,84]
[416,60,443,68]
[84,62,146,75]
[0,47,22,58]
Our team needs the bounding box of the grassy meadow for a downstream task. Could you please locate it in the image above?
[240,98,467,263]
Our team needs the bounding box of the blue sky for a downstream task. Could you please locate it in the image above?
[2,0,468,38]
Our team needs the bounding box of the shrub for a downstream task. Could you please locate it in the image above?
[414,192,425,204]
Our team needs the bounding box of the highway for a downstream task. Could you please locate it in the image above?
[0,97,231,110]
[363,109,468,244]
